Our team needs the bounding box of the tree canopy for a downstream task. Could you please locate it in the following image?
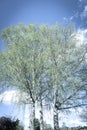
[0,23,87,130]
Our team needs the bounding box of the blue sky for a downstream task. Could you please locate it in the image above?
[0,0,87,29]
[0,1,87,127]
[0,0,87,50]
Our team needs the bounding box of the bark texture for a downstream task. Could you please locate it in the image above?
[39,97,44,130]
[53,88,60,130]
[30,103,35,130]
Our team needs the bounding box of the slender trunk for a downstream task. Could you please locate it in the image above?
[53,106,59,130]
[53,88,60,130]
[30,62,35,130]
[30,102,35,130]
[39,97,44,130]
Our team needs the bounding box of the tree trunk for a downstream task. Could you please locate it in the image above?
[30,102,35,130]
[53,106,60,130]
[53,88,60,130]
[39,97,44,130]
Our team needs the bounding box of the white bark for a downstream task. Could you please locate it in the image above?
[53,87,60,130]
[39,97,44,130]
[30,103,35,130]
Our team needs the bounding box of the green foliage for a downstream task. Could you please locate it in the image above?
[34,118,40,130]
[0,116,24,130]
[17,125,24,130]
[1,24,49,103]
[0,23,86,105]
[43,121,54,130]
[34,118,53,130]
[60,127,87,130]
[0,23,87,129]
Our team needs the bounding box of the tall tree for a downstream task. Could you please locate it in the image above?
[0,24,48,130]
[0,23,87,130]
[45,25,87,130]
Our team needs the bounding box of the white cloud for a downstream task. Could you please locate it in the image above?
[80,5,87,19]
[0,90,21,104]
[75,29,87,46]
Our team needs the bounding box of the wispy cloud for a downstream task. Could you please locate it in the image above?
[0,90,19,104]
[79,0,83,2]
[80,5,87,19]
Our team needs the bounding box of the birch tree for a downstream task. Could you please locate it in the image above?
[0,23,87,130]
[46,25,87,130]
[0,24,48,130]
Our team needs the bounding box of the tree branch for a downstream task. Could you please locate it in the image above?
[61,83,87,106]
[59,103,87,110]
